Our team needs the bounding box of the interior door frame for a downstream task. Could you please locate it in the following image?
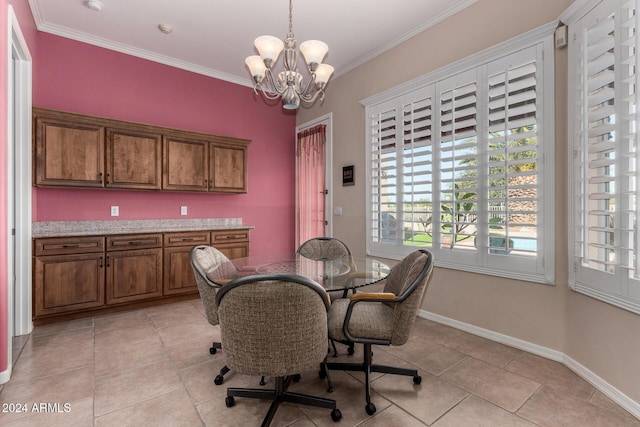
[5,5,33,379]
[295,113,333,244]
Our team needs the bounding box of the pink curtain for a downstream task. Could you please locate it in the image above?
[296,125,326,248]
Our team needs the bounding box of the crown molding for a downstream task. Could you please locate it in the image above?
[337,0,479,78]
[32,19,254,88]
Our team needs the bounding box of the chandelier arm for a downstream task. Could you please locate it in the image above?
[264,69,287,95]
[298,72,318,96]
[298,88,325,104]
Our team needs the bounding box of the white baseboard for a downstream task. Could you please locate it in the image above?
[419,309,640,420]
[0,365,11,385]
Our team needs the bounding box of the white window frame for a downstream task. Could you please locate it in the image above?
[566,0,640,314]
[363,23,556,285]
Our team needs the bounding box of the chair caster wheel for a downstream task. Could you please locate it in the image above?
[260,376,266,386]
[365,402,376,415]
[331,408,342,422]
[292,374,301,382]
[413,375,422,385]
[347,346,355,355]
[214,375,224,385]
[209,347,216,355]
[225,396,235,408]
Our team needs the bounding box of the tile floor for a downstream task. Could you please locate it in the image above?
[0,299,638,426]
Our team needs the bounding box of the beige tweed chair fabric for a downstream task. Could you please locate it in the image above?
[297,237,356,297]
[324,249,434,415]
[216,274,341,425]
[190,245,232,325]
[297,237,352,261]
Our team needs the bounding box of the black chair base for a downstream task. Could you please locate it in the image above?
[226,375,342,427]
[325,343,421,415]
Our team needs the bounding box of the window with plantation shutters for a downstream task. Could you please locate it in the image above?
[569,0,640,314]
[365,26,554,283]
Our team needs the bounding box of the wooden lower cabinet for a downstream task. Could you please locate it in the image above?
[163,231,210,296]
[33,228,250,323]
[33,252,105,317]
[106,248,163,304]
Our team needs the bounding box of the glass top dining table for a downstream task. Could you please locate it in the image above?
[206,254,391,292]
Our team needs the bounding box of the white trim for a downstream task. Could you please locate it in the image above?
[339,0,479,77]
[419,309,640,420]
[559,0,602,23]
[2,5,33,385]
[27,0,479,83]
[295,113,334,245]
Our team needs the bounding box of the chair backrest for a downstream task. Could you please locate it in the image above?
[190,245,231,326]
[215,274,330,378]
[383,249,434,346]
[297,237,352,261]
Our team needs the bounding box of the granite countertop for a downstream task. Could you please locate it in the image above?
[32,218,254,238]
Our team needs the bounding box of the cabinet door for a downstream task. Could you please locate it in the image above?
[163,136,209,191]
[209,143,248,193]
[34,253,105,317]
[34,113,105,187]
[163,231,210,296]
[163,246,199,296]
[106,248,163,304]
[105,127,162,189]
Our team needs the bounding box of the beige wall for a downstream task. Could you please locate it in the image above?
[297,0,640,406]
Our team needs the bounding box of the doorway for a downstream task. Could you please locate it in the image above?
[3,5,33,384]
[295,113,333,247]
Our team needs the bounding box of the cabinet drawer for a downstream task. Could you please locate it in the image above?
[106,234,162,251]
[163,231,210,247]
[34,236,105,256]
[211,229,250,243]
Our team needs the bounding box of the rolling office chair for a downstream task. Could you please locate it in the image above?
[297,236,357,356]
[189,245,235,385]
[216,273,342,426]
[324,249,434,415]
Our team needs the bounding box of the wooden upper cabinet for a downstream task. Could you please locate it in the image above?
[163,136,209,192]
[105,127,162,190]
[34,109,105,188]
[33,108,250,193]
[210,142,248,193]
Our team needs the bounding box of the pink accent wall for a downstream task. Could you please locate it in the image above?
[0,0,295,377]
[33,32,297,256]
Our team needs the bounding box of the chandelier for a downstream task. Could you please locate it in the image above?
[244,0,334,110]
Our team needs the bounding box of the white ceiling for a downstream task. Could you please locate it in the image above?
[28,0,477,88]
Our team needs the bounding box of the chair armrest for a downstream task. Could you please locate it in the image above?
[349,292,396,301]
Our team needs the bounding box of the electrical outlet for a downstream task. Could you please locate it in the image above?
[181,206,188,216]
[110,206,119,217]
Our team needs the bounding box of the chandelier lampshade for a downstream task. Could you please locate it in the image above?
[245,0,333,110]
